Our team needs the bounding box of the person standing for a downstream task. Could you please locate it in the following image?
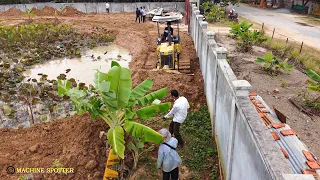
[106,2,110,13]
[135,8,141,23]
[140,7,143,23]
[142,6,147,23]
[164,90,189,148]
[157,128,182,180]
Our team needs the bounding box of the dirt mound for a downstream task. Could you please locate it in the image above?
[3,8,23,16]
[0,10,3,16]
[0,114,109,180]
[39,6,59,16]
[31,7,41,16]
[61,6,84,16]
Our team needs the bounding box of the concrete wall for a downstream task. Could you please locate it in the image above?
[0,2,185,13]
[189,3,315,180]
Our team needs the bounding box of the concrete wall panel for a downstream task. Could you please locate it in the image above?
[123,3,136,12]
[110,3,123,12]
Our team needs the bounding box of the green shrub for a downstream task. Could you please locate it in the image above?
[255,51,294,75]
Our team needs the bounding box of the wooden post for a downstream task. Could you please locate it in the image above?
[286,38,288,44]
[271,28,275,39]
[300,42,304,53]
[262,22,264,30]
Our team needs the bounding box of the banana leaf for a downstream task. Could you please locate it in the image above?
[136,102,171,120]
[107,64,132,110]
[57,79,71,95]
[137,88,167,106]
[306,69,320,83]
[124,120,164,144]
[107,126,125,159]
[130,78,153,100]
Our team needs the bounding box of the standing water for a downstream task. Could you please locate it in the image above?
[0,45,131,129]
[23,45,132,85]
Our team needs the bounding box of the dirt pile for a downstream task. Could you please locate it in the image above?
[3,8,23,16]
[0,114,109,180]
[61,6,84,16]
[31,7,41,16]
[0,10,3,16]
[39,6,59,16]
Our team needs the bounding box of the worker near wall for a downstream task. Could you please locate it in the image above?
[139,7,143,22]
[106,2,110,13]
[142,6,147,23]
[135,8,141,23]
[157,128,182,180]
[164,90,189,148]
[163,22,174,42]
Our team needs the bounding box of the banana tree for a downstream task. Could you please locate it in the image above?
[305,69,320,92]
[58,61,170,159]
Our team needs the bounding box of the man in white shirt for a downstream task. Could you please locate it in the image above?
[106,2,110,13]
[164,90,190,148]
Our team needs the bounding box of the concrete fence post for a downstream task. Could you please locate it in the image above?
[217,47,227,60]
[199,21,208,73]
[231,80,252,97]
[193,9,199,40]
[196,15,203,55]
[194,11,200,53]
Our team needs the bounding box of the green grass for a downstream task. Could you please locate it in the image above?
[180,106,219,179]
[139,106,219,179]
[298,16,320,26]
[262,37,320,74]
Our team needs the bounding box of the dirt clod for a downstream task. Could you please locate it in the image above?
[93,171,102,178]
[85,160,98,170]
[29,144,40,153]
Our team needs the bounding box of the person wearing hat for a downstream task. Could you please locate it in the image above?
[157,128,182,180]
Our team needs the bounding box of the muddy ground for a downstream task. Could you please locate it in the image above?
[0,12,206,179]
[215,33,320,158]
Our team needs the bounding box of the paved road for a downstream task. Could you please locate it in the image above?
[229,4,320,49]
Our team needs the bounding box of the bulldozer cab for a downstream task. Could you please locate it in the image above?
[152,16,181,70]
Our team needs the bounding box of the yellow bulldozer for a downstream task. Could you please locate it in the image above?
[152,16,181,71]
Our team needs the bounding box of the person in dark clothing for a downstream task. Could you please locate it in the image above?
[163,22,174,42]
[135,8,140,23]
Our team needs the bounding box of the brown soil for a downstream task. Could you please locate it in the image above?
[3,8,23,16]
[0,13,206,179]
[39,6,60,16]
[215,33,320,158]
[0,114,109,180]
[61,7,84,17]
[0,11,3,16]
[31,8,41,16]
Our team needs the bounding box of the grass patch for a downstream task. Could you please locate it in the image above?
[140,107,219,179]
[180,106,219,179]
[298,16,320,26]
[262,37,320,74]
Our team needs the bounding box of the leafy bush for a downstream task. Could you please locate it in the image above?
[255,51,294,75]
[230,21,266,52]
[206,5,225,23]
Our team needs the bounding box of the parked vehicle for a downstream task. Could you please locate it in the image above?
[228,9,238,21]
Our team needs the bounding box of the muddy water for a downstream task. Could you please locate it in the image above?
[23,45,132,85]
[0,45,131,129]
